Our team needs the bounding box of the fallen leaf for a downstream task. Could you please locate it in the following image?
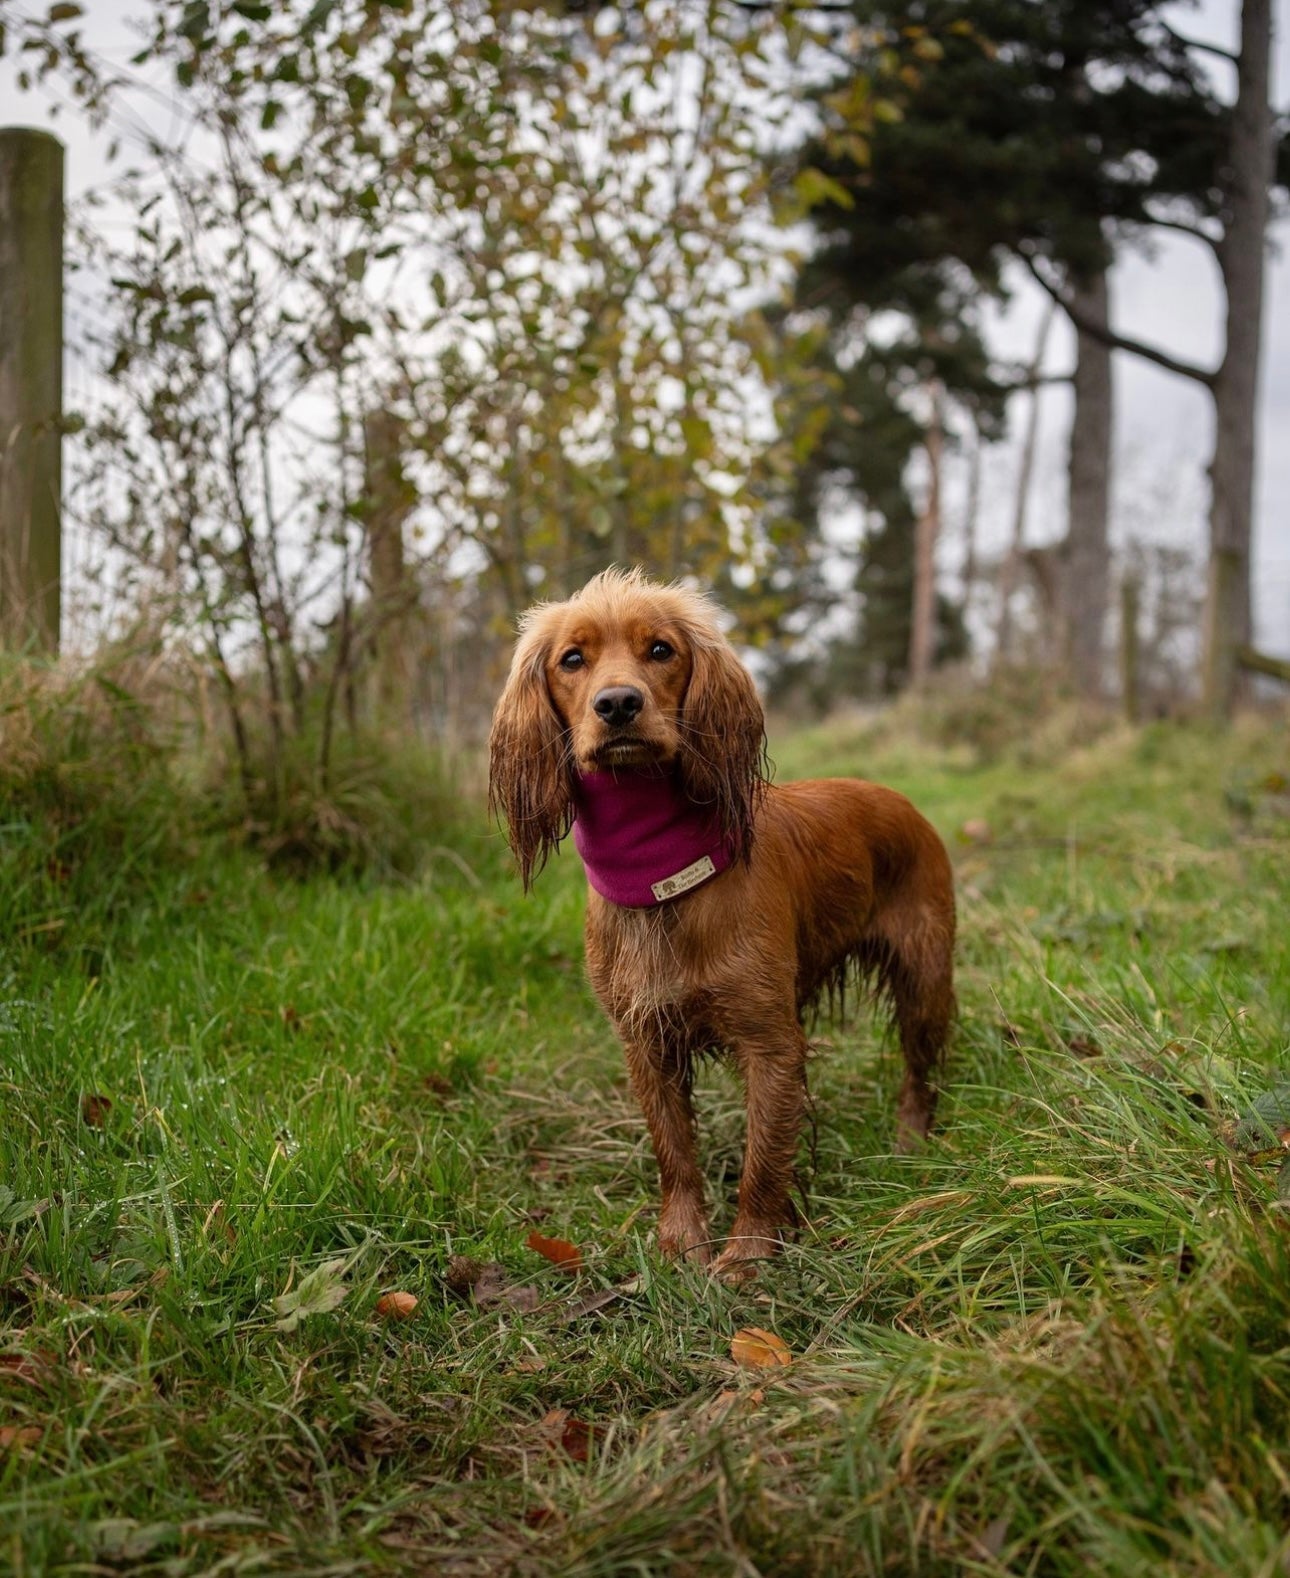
[540,1407,593,1461]
[443,1255,489,1297]
[445,1256,540,1313]
[0,1425,41,1449]
[374,1291,418,1320]
[0,1186,48,1228]
[730,1327,792,1369]
[1066,1034,1101,1058]
[526,1231,583,1272]
[560,1274,643,1324]
[976,1514,1011,1561]
[0,1353,51,1386]
[1234,1085,1290,1152]
[272,1258,349,1332]
[80,1093,113,1127]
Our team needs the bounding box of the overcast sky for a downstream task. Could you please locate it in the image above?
[4,0,1287,655]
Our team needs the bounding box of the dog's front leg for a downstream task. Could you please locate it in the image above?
[713,1024,808,1279]
[623,1035,711,1264]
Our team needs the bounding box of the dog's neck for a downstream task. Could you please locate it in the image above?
[572,767,732,908]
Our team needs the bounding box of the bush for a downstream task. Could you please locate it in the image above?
[0,649,483,964]
[0,652,194,955]
[205,724,475,879]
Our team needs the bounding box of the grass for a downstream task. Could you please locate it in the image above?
[2,705,1289,1574]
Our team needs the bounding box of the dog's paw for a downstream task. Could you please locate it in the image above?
[658,1204,713,1265]
[711,1231,780,1282]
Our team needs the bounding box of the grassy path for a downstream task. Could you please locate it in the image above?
[2,715,1288,1574]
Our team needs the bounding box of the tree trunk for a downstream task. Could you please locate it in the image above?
[1119,573,1141,724]
[1203,0,1273,720]
[1060,268,1113,698]
[907,382,942,688]
[996,303,1055,665]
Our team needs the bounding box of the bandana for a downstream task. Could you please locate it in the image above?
[572,767,733,908]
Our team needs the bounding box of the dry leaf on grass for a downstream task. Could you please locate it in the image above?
[80,1093,113,1127]
[540,1407,594,1462]
[444,1255,541,1313]
[374,1291,418,1320]
[0,1350,56,1386]
[730,1326,792,1369]
[559,1273,642,1324]
[0,1425,42,1449]
[526,1231,583,1272]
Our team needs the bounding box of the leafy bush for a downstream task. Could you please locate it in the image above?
[205,724,477,879]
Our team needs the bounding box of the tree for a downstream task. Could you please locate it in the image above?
[788,0,1257,700]
[1014,0,1283,716]
[50,0,835,795]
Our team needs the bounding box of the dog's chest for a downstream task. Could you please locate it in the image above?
[588,900,712,1027]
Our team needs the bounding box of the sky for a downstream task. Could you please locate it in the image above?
[2,0,1287,658]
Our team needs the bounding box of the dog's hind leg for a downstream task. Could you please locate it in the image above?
[873,896,955,1151]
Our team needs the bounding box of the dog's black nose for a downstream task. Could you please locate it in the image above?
[593,685,645,728]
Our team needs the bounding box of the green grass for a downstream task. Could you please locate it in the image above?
[2,710,1289,1574]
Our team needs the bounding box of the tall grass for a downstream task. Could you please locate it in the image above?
[1,689,1287,1574]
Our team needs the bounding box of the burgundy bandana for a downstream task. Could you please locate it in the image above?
[572,768,733,908]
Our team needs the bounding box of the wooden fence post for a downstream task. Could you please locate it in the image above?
[0,128,64,654]
[363,410,415,728]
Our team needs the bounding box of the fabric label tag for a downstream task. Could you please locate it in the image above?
[651,854,716,903]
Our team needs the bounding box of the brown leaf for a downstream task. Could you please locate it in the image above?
[374,1290,418,1321]
[443,1255,488,1297]
[526,1230,583,1273]
[0,1351,54,1387]
[0,1425,41,1449]
[730,1326,792,1369]
[445,1256,540,1313]
[540,1407,593,1462]
[80,1093,113,1127]
[559,1273,642,1324]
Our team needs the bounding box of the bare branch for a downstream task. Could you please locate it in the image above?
[1139,212,1223,254]
[1159,21,1240,67]
[1021,252,1217,388]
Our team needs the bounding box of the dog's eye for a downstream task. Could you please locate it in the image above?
[558,649,584,672]
[648,640,675,662]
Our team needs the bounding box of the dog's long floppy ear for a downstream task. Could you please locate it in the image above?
[488,616,574,889]
[676,621,769,859]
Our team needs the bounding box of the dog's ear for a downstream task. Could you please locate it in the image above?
[488,621,574,888]
[677,630,768,857]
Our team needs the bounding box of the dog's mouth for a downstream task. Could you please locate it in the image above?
[585,735,670,771]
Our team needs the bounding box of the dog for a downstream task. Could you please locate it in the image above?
[489,568,955,1277]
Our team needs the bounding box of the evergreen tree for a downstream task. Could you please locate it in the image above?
[789,0,1230,695]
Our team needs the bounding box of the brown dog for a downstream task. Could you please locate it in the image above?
[489,568,955,1277]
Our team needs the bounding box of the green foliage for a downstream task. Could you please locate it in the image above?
[207,721,472,878]
[0,654,190,948]
[2,709,1288,1571]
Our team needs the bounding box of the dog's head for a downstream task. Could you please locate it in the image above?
[488,567,768,887]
